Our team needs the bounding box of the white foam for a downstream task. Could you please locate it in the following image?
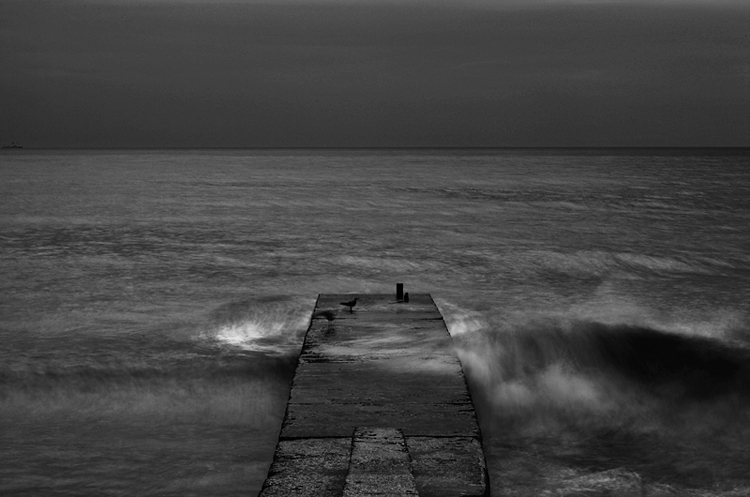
[215,320,287,351]
[206,300,314,354]
[434,299,488,337]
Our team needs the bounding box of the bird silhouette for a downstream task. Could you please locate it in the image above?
[340,297,358,312]
[312,309,338,321]
[312,309,337,331]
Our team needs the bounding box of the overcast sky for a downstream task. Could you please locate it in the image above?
[1,0,748,148]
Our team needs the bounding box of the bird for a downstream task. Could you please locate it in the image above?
[312,309,338,331]
[340,297,358,313]
[312,310,337,322]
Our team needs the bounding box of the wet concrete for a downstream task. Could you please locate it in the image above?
[259,294,488,497]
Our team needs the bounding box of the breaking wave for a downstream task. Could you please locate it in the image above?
[204,297,314,355]
[439,302,750,493]
[443,306,750,419]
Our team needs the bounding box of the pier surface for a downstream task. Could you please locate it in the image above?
[259,293,488,497]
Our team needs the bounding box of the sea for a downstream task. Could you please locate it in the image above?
[1,149,749,496]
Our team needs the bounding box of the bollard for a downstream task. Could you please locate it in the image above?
[396,283,404,301]
[403,292,409,303]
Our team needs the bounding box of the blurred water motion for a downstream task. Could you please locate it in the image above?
[1,149,749,495]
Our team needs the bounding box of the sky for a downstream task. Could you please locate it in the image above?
[1,0,749,148]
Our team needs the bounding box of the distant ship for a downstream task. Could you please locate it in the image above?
[1,141,23,149]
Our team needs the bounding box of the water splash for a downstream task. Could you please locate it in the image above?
[437,298,750,431]
[204,297,315,355]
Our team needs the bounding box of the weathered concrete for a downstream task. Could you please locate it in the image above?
[343,428,418,497]
[259,438,351,496]
[259,293,488,497]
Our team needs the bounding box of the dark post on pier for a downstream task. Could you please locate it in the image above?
[259,289,488,496]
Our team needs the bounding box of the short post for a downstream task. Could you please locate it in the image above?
[396,283,404,301]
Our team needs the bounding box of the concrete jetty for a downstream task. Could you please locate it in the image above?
[259,293,488,497]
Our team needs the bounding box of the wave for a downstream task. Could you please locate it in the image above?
[588,323,750,399]
[0,297,312,424]
[439,303,750,438]
[513,249,717,279]
[439,303,750,493]
[0,353,295,386]
[338,255,444,273]
[203,296,314,355]
[0,356,296,434]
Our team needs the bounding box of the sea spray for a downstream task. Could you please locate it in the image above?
[437,300,750,494]
[203,296,315,355]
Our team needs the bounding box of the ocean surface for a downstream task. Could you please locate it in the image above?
[1,149,749,496]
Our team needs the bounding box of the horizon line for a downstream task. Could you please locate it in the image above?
[5,146,750,151]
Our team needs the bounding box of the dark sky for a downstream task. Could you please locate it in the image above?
[1,0,749,148]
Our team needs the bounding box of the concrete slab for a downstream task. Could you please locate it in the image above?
[342,427,418,497]
[259,438,351,497]
[407,437,488,497]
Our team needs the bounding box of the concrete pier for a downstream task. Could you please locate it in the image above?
[259,293,488,497]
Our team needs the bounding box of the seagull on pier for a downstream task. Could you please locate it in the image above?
[312,309,338,321]
[340,297,358,313]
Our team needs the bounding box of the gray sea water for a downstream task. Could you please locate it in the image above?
[1,149,749,496]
